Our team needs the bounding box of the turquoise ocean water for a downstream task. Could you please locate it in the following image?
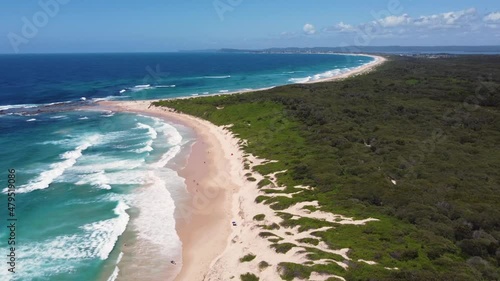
[0,53,374,280]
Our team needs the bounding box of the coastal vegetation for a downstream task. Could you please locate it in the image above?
[154,56,500,280]
[240,254,257,263]
[240,272,259,281]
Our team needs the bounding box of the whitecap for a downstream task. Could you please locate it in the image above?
[11,200,129,280]
[75,171,112,190]
[133,169,183,253]
[80,200,130,259]
[7,135,100,194]
[153,146,181,168]
[289,76,312,83]
[133,140,154,153]
[27,118,37,122]
[135,123,157,140]
[0,104,38,110]
[202,75,230,79]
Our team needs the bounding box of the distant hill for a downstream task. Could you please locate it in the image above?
[218,46,500,55]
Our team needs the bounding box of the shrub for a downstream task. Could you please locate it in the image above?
[240,254,257,263]
[240,273,259,281]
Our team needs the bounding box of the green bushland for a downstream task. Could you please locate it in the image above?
[297,237,320,246]
[271,242,296,254]
[258,261,270,270]
[257,178,273,188]
[253,214,266,221]
[240,253,257,263]
[154,56,500,281]
[278,262,345,281]
[240,273,259,281]
[258,232,280,238]
[261,222,280,230]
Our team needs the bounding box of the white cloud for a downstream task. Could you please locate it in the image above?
[484,12,500,22]
[335,21,357,32]
[413,8,477,29]
[377,14,411,27]
[303,23,316,35]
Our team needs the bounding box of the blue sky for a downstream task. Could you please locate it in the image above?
[1,0,499,53]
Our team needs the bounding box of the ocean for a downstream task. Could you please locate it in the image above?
[0,52,373,281]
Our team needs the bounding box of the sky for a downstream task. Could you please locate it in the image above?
[1,0,499,53]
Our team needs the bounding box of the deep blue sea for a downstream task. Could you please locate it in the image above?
[0,52,373,281]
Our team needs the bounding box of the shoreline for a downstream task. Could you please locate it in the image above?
[305,54,386,83]
[93,54,386,280]
[98,101,240,281]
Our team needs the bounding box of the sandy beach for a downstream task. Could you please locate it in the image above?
[97,55,386,281]
[305,54,387,83]
[98,100,246,281]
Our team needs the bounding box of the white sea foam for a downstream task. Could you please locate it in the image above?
[130,84,154,92]
[75,171,112,190]
[288,67,352,84]
[92,96,125,102]
[107,266,120,281]
[0,104,38,110]
[70,157,145,173]
[50,115,67,119]
[81,200,130,259]
[133,169,183,254]
[156,85,176,88]
[219,90,229,93]
[119,89,127,94]
[106,251,124,281]
[136,123,157,139]
[12,201,129,280]
[202,75,231,79]
[79,116,89,120]
[151,118,183,146]
[134,84,151,88]
[27,118,37,122]
[81,97,87,101]
[9,135,100,194]
[133,140,154,153]
[289,76,312,83]
[154,146,181,168]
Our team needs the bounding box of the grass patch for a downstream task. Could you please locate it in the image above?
[258,232,280,238]
[297,237,320,246]
[240,273,259,281]
[253,214,266,221]
[240,253,257,263]
[258,261,270,270]
[257,178,273,188]
[271,243,296,254]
